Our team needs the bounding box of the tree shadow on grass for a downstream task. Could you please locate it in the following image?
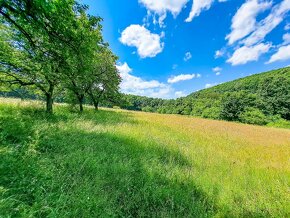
[0,104,136,142]
[36,129,217,217]
[0,105,217,217]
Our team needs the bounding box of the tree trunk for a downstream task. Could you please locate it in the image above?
[46,93,53,114]
[79,101,83,112]
[93,99,99,111]
[88,90,103,111]
[45,84,54,114]
[78,94,84,112]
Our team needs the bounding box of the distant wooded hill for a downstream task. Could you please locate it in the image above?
[121,67,290,128]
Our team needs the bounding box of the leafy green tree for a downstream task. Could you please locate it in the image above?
[258,74,290,120]
[61,10,106,112]
[219,91,256,121]
[0,0,78,113]
[86,48,120,110]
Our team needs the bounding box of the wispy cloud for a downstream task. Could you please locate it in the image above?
[205,83,218,88]
[215,49,225,59]
[175,91,187,98]
[225,0,290,65]
[212,67,222,75]
[168,73,201,84]
[184,52,192,61]
[186,0,214,22]
[139,0,188,27]
[172,64,178,69]
[227,43,271,66]
[242,0,290,46]
[282,33,290,45]
[139,0,228,26]
[226,0,271,45]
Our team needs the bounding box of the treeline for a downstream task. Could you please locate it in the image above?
[0,0,120,113]
[121,67,290,127]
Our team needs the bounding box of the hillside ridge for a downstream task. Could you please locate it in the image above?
[189,66,290,97]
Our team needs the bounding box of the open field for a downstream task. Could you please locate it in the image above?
[0,98,290,217]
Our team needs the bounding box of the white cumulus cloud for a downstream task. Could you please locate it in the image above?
[168,73,201,84]
[116,62,172,98]
[119,25,164,58]
[267,45,290,63]
[227,43,271,66]
[116,62,132,75]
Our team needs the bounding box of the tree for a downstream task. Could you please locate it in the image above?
[86,47,121,110]
[0,0,78,113]
[258,74,290,120]
[61,10,105,112]
[220,91,256,121]
[1,1,120,113]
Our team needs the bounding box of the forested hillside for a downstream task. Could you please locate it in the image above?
[121,67,290,127]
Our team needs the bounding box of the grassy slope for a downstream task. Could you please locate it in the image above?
[0,98,289,217]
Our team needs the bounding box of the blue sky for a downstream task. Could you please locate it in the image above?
[82,0,290,99]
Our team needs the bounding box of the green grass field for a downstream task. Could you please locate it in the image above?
[0,98,289,217]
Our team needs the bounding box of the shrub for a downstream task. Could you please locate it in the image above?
[267,116,290,129]
[142,106,154,112]
[239,107,268,125]
[181,106,191,115]
[201,107,221,119]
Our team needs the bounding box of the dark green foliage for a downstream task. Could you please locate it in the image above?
[257,71,290,120]
[220,91,256,121]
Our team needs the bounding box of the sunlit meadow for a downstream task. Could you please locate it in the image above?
[0,98,289,217]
